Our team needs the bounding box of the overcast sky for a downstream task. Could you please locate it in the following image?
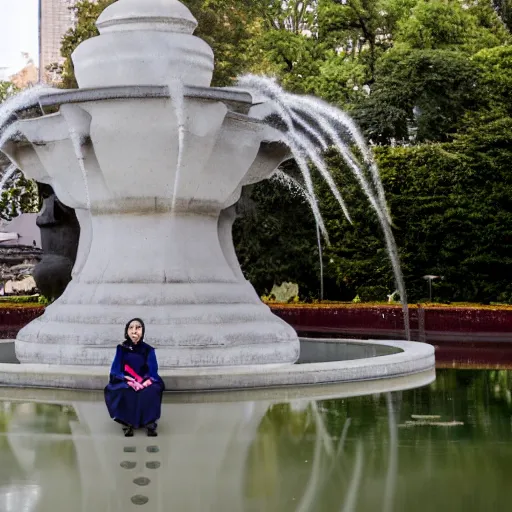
[0,0,39,78]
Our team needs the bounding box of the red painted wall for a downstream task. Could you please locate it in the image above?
[0,307,44,339]
[2,304,512,344]
[270,305,512,343]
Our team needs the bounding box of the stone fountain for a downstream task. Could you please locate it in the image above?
[2,0,299,367]
[0,0,434,390]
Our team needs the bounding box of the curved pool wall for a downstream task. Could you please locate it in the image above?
[0,338,434,391]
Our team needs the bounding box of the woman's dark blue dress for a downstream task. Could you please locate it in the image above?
[104,341,164,428]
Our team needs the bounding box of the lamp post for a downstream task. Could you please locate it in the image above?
[422,275,441,302]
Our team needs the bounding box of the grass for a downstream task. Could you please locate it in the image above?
[266,301,512,310]
[1,297,512,311]
[0,295,44,308]
[0,302,43,309]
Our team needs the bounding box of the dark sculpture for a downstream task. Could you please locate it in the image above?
[33,184,80,301]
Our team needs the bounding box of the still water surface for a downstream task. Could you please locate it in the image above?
[0,369,510,512]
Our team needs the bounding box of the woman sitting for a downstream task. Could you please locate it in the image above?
[104,318,165,437]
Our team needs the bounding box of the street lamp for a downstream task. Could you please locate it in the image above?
[422,275,442,302]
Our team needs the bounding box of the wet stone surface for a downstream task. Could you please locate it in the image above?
[120,461,137,469]
[146,461,160,469]
[131,495,149,505]
[134,477,151,486]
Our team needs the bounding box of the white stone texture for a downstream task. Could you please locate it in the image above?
[0,120,93,280]
[217,206,247,283]
[73,0,214,88]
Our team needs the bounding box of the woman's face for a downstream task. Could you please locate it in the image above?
[127,321,143,344]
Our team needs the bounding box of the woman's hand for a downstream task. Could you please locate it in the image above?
[127,380,144,391]
[142,379,153,388]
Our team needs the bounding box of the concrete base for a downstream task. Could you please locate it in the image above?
[0,338,435,392]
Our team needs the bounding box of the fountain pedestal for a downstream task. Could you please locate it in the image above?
[3,0,300,367]
[16,204,298,366]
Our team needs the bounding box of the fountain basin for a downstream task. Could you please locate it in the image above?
[2,84,300,367]
[0,338,434,391]
[0,0,428,376]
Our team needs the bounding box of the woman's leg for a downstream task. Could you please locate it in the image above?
[105,385,139,431]
[138,384,164,433]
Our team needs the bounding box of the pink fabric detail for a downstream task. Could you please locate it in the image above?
[124,364,143,383]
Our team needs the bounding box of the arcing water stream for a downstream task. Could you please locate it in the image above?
[272,170,326,299]
[0,78,410,339]
[240,75,410,339]
[0,164,18,193]
[0,85,55,198]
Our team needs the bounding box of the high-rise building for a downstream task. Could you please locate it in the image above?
[38,0,77,82]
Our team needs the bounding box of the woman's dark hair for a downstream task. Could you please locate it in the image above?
[124,318,145,342]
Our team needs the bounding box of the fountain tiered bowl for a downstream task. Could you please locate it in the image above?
[0,0,434,390]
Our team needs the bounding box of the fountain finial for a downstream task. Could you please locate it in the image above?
[72,0,214,88]
[96,0,198,34]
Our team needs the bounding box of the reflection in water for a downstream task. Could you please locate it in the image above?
[245,398,398,512]
[383,394,397,512]
[0,370,511,511]
[0,402,80,512]
[0,484,41,512]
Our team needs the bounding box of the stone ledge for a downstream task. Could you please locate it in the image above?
[0,368,435,404]
[38,85,254,115]
[0,338,435,392]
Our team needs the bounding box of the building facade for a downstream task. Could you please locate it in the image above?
[39,0,77,82]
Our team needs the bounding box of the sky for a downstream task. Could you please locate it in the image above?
[0,0,39,79]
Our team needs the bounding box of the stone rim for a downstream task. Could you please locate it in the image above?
[0,338,435,392]
[37,86,255,115]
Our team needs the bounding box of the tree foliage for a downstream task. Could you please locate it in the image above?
[53,0,512,302]
[233,0,512,302]
[0,82,39,222]
[0,177,39,222]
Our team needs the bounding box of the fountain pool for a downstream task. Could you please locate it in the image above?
[0,367,508,512]
[0,0,433,391]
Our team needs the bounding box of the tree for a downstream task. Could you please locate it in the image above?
[319,0,414,84]
[0,81,39,221]
[0,81,18,102]
[396,0,508,52]
[472,45,512,115]
[492,0,512,33]
[351,0,509,144]
[352,49,479,143]
[0,176,39,222]
[233,166,322,299]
